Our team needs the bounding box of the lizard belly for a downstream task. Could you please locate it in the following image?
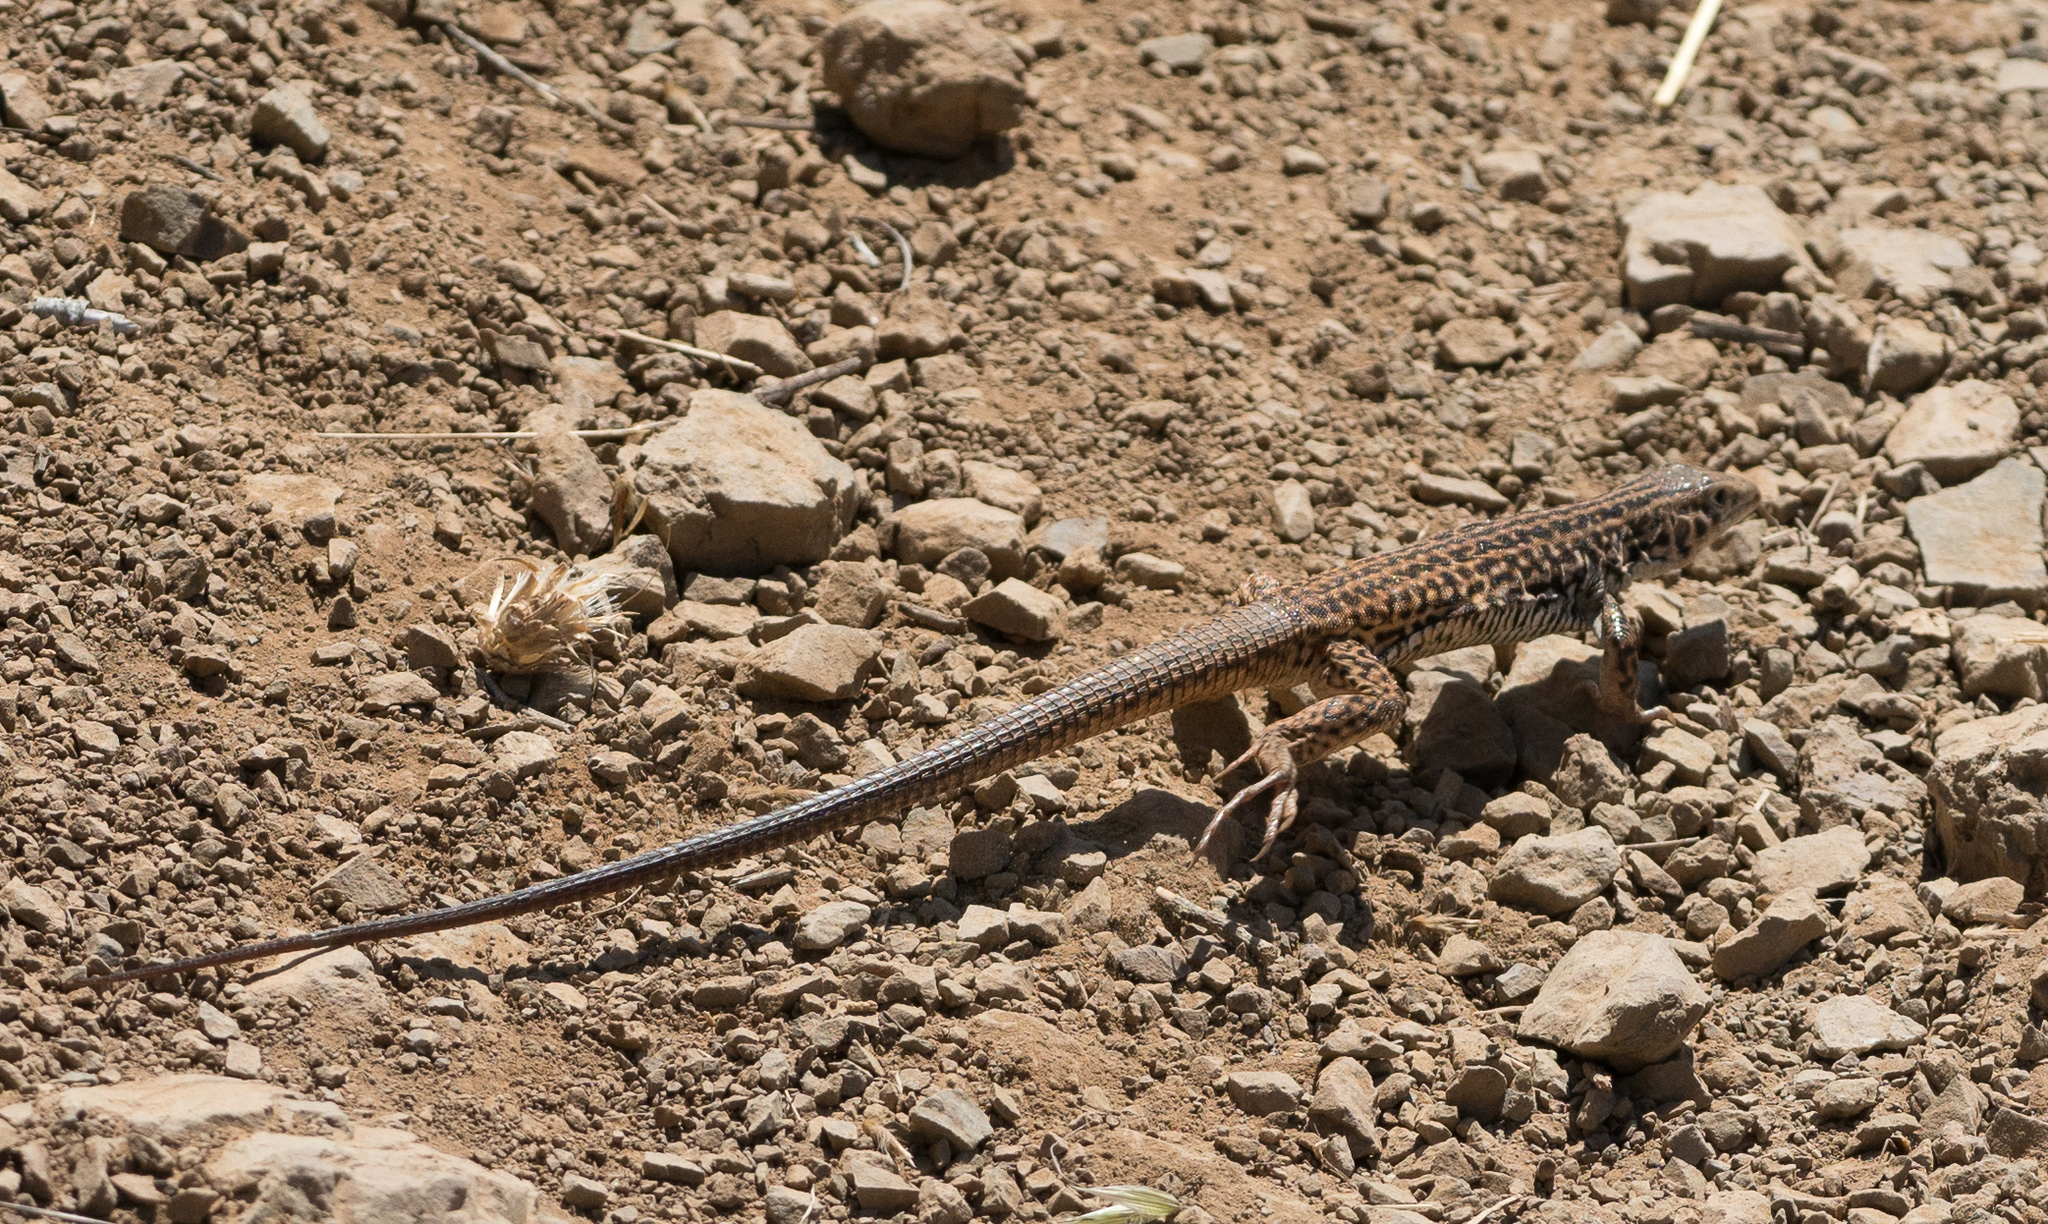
[1376,589,1592,666]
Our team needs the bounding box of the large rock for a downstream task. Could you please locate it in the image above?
[120,186,249,261]
[242,947,391,1025]
[1999,56,2048,94]
[0,167,47,224]
[207,1126,544,1224]
[1928,705,2048,898]
[1404,673,1516,786]
[1711,891,1831,981]
[1620,184,1809,309]
[891,498,1025,577]
[962,578,1064,641]
[877,296,956,359]
[1476,148,1549,202]
[250,84,330,161]
[630,389,864,574]
[1750,825,1870,900]
[1832,228,1973,303]
[961,461,1042,525]
[820,0,1028,158]
[1952,615,2048,700]
[908,1089,992,1151]
[106,59,186,110]
[1488,827,1621,915]
[1436,317,1519,368]
[48,1076,347,1140]
[1309,1057,1379,1158]
[694,311,811,378]
[0,71,51,134]
[1223,1070,1303,1116]
[1807,995,1926,1059]
[1884,380,2018,482]
[1518,930,1708,1071]
[1904,458,2047,600]
[1865,317,1951,397]
[733,624,882,701]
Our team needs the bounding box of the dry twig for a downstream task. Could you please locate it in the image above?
[754,356,864,404]
[1652,0,1725,109]
[723,115,814,131]
[610,328,764,377]
[854,216,915,292]
[442,22,562,105]
[172,154,224,181]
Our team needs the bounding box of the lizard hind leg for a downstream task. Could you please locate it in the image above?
[1195,639,1407,862]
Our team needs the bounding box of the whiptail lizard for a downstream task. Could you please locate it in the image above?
[86,464,1758,987]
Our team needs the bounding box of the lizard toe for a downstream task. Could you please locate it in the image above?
[1196,739,1299,858]
[1255,786,1302,861]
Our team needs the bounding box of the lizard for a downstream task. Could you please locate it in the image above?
[85,463,1759,987]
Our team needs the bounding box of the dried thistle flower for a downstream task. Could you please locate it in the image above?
[472,559,625,675]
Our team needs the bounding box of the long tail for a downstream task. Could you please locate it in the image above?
[85,602,1306,986]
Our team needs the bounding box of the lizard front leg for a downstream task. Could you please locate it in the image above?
[1196,639,1406,861]
[1593,591,1670,724]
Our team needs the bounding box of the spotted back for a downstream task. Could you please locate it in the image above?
[1286,465,1759,666]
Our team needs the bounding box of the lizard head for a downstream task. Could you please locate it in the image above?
[1623,464,1761,579]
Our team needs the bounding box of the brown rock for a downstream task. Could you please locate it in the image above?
[821,0,1028,158]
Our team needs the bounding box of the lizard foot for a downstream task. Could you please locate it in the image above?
[1588,677,1672,725]
[1195,737,1299,861]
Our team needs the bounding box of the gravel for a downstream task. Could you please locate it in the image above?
[5,0,2045,1219]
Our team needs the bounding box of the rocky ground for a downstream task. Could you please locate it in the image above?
[6,0,2048,1223]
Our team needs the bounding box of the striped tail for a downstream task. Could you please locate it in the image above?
[86,601,1306,986]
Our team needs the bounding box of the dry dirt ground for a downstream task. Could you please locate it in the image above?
[6,0,2048,1223]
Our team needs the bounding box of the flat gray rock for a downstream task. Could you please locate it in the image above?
[1906,458,2047,599]
[963,578,1065,642]
[312,854,408,913]
[1621,184,1807,308]
[1751,825,1870,900]
[1224,1070,1304,1116]
[1885,379,2018,482]
[893,498,1026,577]
[909,1088,992,1150]
[1834,227,1972,302]
[1137,31,1212,70]
[1998,57,2048,93]
[491,729,559,779]
[357,671,441,713]
[793,899,871,950]
[1436,317,1519,368]
[1808,995,1926,1059]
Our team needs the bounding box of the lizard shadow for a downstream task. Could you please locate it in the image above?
[326,783,1348,988]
